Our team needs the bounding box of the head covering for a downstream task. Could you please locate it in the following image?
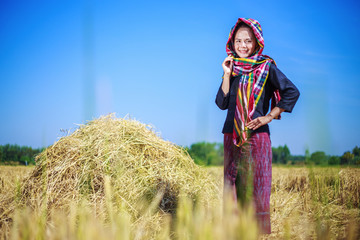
[226,18,281,147]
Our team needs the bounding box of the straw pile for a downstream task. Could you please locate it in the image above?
[18,114,219,218]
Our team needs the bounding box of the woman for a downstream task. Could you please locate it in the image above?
[215,18,300,234]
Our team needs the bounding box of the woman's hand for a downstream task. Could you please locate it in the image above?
[222,56,233,75]
[247,115,273,130]
[221,56,233,95]
[247,107,285,130]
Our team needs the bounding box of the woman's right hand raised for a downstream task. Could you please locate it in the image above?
[221,56,233,95]
[222,56,233,75]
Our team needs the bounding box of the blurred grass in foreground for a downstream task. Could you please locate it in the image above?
[1,166,359,239]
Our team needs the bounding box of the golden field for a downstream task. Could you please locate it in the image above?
[0,116,359,239]
[0,165,359,240]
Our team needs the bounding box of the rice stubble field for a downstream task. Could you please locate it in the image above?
[0,115,359,239]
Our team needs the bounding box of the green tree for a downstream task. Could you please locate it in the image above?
[272,147,280,163]
[187,142,223,166]
[280,145,290,164]
[328,156,340,165]
[340,151,354,165]
[272,145,291,164]
[20,155,31,165]
[352,146,360,165]
[310,151,327,165]
[352,146,360,157]
[0,144,42,165]
[289,155,306,165]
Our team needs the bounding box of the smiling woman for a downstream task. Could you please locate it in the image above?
[215,18,300,234]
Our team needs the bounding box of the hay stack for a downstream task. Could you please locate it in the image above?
[19,114,219,217]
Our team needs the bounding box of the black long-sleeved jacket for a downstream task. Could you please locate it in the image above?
[215,63,300,134]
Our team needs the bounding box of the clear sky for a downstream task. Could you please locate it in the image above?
[1,0,359,155]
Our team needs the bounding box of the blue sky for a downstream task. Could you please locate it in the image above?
[1,0,359,155]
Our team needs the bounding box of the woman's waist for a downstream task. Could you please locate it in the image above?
[222,121,270,134]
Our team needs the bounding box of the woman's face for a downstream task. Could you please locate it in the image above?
[233,27,257,58]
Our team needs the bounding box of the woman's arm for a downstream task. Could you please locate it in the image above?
[215,77,231,110]
[215,56,234,110]
[247,64,299,130]
[221,73,231,96]
[269,64,300,113]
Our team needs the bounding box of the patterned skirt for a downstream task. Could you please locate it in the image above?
[223,132,272,234]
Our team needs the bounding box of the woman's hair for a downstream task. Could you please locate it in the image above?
[234,22,251,33]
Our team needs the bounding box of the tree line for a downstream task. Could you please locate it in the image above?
[186,142,360,166]
[0,144,44,165]
[1,143,359,167]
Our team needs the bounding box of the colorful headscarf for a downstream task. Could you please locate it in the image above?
[226,18,281,147]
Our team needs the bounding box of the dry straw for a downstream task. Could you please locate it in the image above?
[2,114,220,234]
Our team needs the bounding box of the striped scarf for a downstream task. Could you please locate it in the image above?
[226,18,281,147]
